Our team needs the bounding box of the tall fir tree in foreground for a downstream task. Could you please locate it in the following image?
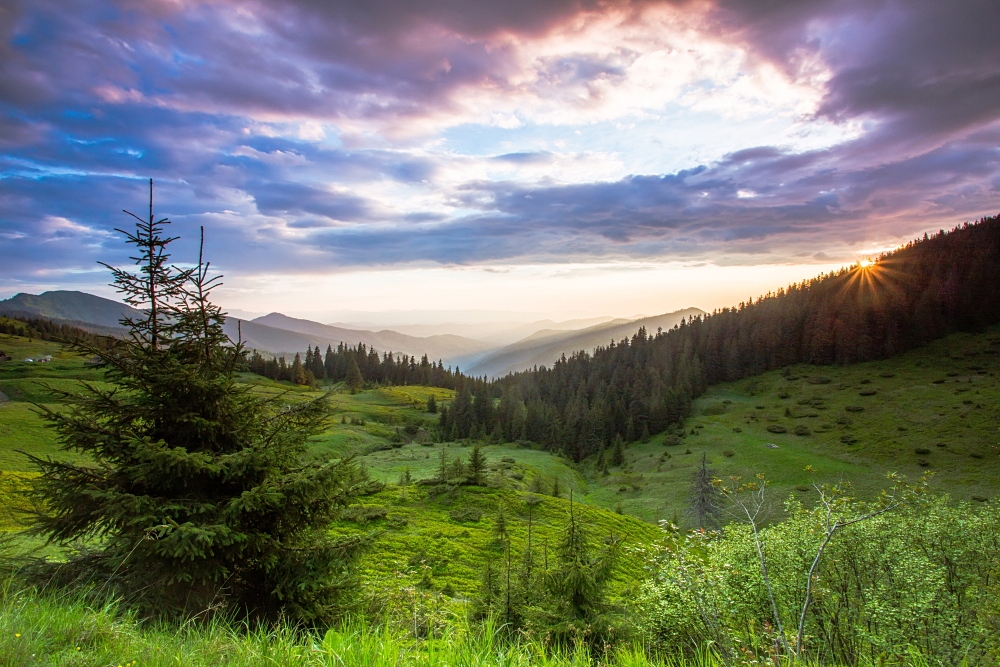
[27,181,369,623]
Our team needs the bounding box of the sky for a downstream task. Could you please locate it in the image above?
[1,0,998,322]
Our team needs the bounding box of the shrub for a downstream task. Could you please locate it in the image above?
[793,425,810,436]
[341,505,389,524]
[766,425,787,434]
[641,494,1000,666]
[449,507,484,523]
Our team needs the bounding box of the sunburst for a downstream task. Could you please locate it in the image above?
[841,256,902,305]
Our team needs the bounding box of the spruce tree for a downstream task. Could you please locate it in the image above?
[467,445,487,486]
[345,356,364,394]
[539,494,621,646]
[610,433,625,467]
[427,394,437,413]
[27,183,369,623]
[688,452,721,530]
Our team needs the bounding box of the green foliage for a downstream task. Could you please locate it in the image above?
[25,188,369,623]
[641,489,1000,665]
[473,493,626,649]
[468,446,487,486]
[610,434,625,468]
[346,357,364,394]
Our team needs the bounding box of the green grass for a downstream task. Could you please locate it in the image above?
[572,326,1000,522]
[0,580,944,667]
[332,485,660,603]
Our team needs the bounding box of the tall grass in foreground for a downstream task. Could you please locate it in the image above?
[0,581,952,667]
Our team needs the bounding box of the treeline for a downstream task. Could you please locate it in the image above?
[245,342,462,389]
[443,215,1000,460]
[0,315,116,350]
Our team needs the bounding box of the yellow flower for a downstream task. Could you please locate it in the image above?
[14,633,20,638]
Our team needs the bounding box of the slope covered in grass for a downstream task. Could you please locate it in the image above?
[332,484,660,605]
[572,325,1000,522]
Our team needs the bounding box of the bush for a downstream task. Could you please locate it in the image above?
[341,505,390,524]
[793,425,810,436]
[449,507,484,523]
[641,495,1000,665]
[766,425,787,433]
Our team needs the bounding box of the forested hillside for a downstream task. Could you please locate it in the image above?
[441,217,1000,460]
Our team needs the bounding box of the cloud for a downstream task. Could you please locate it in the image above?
[1,0,999,295]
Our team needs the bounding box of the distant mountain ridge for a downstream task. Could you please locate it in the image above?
[328,316,620,347]
[0,291,491,366]
[466,308,706,378]
[0,291,142,329]
[251,312,492,364]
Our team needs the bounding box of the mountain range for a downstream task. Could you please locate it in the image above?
[0,290,701,376]
[464,308,705,378]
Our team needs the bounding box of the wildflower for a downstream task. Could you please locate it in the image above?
[14,633,20,638]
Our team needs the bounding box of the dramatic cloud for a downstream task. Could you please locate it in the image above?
[1,0,998,309]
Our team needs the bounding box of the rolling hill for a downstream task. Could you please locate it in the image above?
[466,308,705,378]
[0,290,141,335]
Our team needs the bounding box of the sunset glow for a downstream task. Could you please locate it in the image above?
[1,0,998,320]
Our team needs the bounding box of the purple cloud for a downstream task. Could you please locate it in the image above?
[1,0,999,294]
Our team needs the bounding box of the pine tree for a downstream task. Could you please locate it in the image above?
[610,433,625,467]
[346,356,363,394]
[540,493,621,646]
[492,503,509,548]
[688,452,721,530]
[427,394,437,413]
[468,445,487,486]
[27,183,369,623]
[291,352,309,385]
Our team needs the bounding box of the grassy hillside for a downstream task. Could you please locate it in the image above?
[0,330,657,608]
[331,484,659,611]
[572,325,1000,522]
